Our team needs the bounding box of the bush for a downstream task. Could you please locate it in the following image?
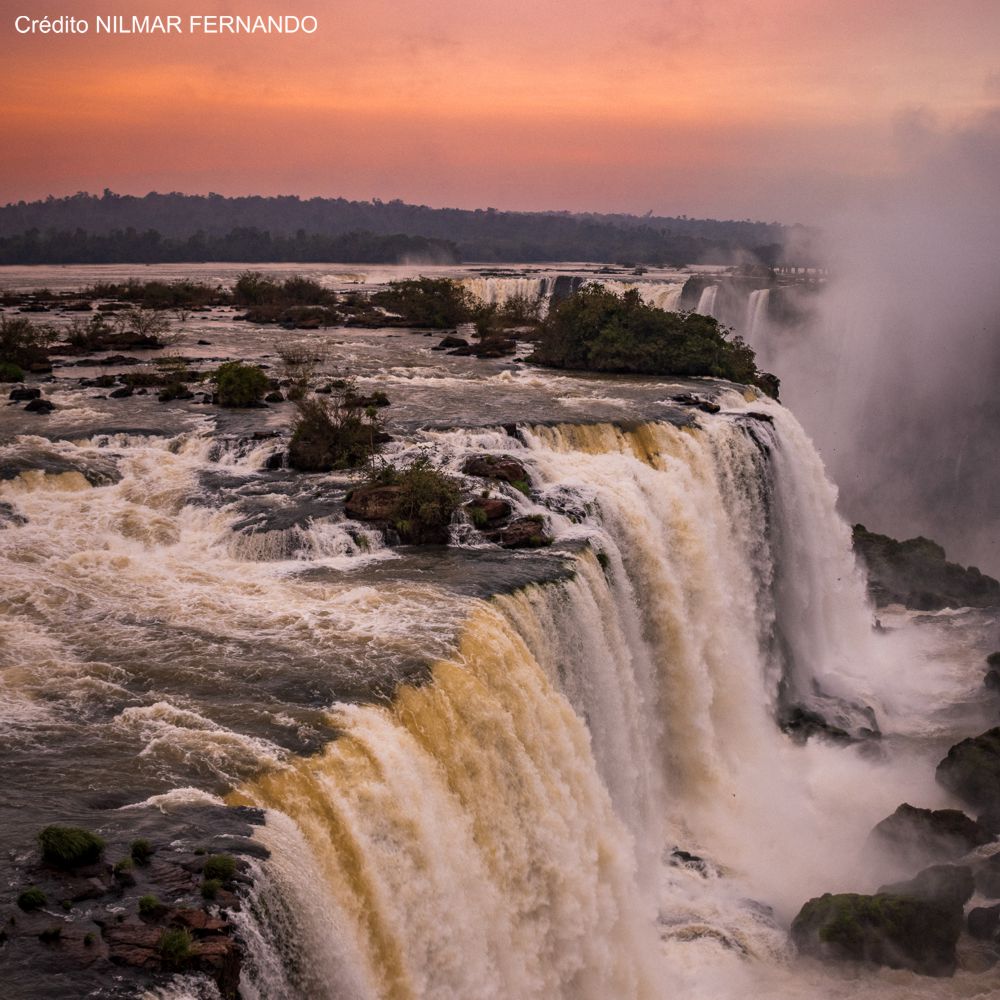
[17,887,46,912]
[215,361,268,407]
[288,388,382,472]
[0,316,58,368]
[38,825,105,869]
[158,927,193,966]
[370,278,476,328]
[530,285,764,386]
[0,361,25,382]
[130,838,154,865]
[202,853,236,882]
[201,878,222,900]
[138,893,163,916]
[374,458,461,544]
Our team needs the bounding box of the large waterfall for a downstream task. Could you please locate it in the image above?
[228,406,946,999]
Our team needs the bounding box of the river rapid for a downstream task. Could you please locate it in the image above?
[1,264,998,999]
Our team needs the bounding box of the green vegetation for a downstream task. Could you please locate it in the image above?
[0,315,58,370]
[138,894,163,916]
[113,858,134,876]
[38,825,105,869]
[158,927,193,966]
[371,277,476,328]
[530,285,768,388]
[371,458,462,545]
[202,853,236,882]
[201,878,222,900]
[288,387,384,472]
[17,887,46,912]
[215,361,268,407]
[0,361,25,382]
[130,838,154,865]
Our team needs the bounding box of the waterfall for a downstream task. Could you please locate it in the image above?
[695,285,719,316]
[744,288,770,341]
[233,406,928,998]
[459,276,553,314]
[596,279,686,311]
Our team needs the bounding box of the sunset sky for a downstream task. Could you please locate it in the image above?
[3,0,999,222]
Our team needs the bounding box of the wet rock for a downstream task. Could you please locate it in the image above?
[437,334,469,349]
[778,705,853,744]
[489,516,552,549]
[877,864,975,911]
[671,392,720,414]
[937,728,1000,812]
[461,454,530,486]
[668,848,712,878]
[791,890,963,977]
[869,803,993,868]
[465,497,512,527]
[984,652,1000,691]
[974,852,1000,897]
[264,391,284,403]
[24,398,54,413]
[157,386,194,402]
[345,484,403,522]
[109,386,133,399]
[9,386,40,401]
[968,903,1000,940]
[0,500,28,528]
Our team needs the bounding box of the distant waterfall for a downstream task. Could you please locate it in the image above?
[460,276,554,314]
[234,406,906,999]
[744,288,770,341]
[597,279,686,311]
[695,285,719,316]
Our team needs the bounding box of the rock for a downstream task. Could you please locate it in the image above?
[791,890,963,977]
[24,397,54,413]
[9,386,40,401]
[0,500,27,528]
[264,391,284,403]
[197,339,211,345]
[778,705,853,744]
[109,386,132,399]
[968,903,1000,940]
[263,451,285,471]
[979,810,1000,836]
[974,852,1000,897]
[437,335,469,349]
[985,652,1000,691]
[869,803,993,868]
[937,729,1000,812]
[671,392,721,414]
[490,516,552,549]
[465,497,512,527]
[877,864,974,910]
[157,386,194,402]
[461,454,530,486]
[345,484,403,522]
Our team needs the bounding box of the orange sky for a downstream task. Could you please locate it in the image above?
[3,0,999,221]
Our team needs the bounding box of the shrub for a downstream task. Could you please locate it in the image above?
[201,878,222,900]
[17,887,46,912]
[130,838,154,865]
[202,854,236,882]
[0,316,58,368]
[215,361,268,407]
[288,388,382,472]
[370,277,476,328]
[0,361,24,382]
[158,927,193,966]
[531,285,764,386]
[138,894,163,916]
[38,825,105,869]
[373,458,461,545]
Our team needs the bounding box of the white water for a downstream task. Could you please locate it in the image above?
[744,287,770,342]
[459,275,553,312]
[231,404,988,999]
[695,284,719,316]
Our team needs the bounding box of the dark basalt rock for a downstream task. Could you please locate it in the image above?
[437,335,469,349]
[488,516,552,549]
[466,497,512,527]
[344,484,403,523]
[984,652,1000,691]
[937,729,1000,812]
[968,903,1000,940]
[264,391,284,403]
[877,864,975,911]
[671,393,721,414]
[791,890,964,977]
[9,386,40,401]
[0,500,28,528]
[869,803,993,868]
[779,705,853,744]
[852,524,1000,610]
[109,386,133,399]
[24,397,54,413]
[974,852,1000,898]
[461,454,530,486]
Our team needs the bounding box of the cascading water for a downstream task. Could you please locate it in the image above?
[744,288,771,342]
[231,404,966,999]
[695,284,719,316]
[459,276,554,314]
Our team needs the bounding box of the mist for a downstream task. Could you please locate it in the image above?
[771,105,1000,575]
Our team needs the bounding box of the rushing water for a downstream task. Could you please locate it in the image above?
[1,264,997,999]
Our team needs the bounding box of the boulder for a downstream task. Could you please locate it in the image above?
[974,852,1000,898]
[9,386,40,401]
[465,497,512,527]
[109,386,132,399]
[791,890,963,977]
[937,729,1000,812]
[24,397,54,414]
[344,484,403,522]
[490,516,552,549]
[264,391,284,403]
[877,864,974,911]
[461,454,530,486]
[437,335,469,349]
[671,392,720,414]
[869,803,992,868]
[968,904,1000,940]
